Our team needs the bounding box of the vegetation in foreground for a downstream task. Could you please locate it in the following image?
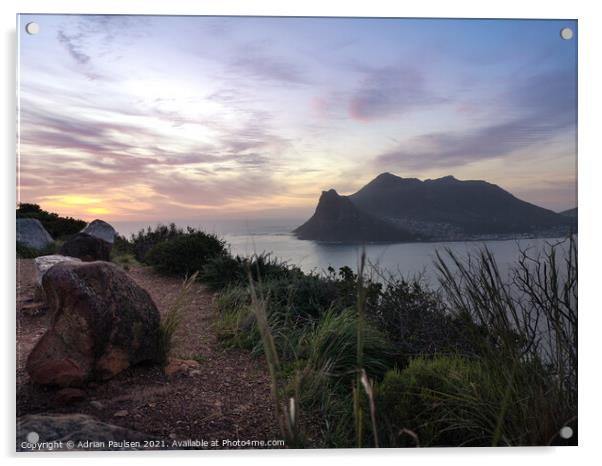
[16,203,85,239]
[121,224,577,448]
[18,219,577,447]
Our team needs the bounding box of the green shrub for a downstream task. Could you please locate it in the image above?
[301,308,393,389]
[374,278,480,363]
[213,271,347,352]
[202,252,303,290]
[214,286,259,350]
[202,254,246,290]
[16,241,58,258]
[130,223,185,263]
[376,355,491,447]
[261,275,341,322]
[111,253,139,271]
[112,234,134,256]
[327,265,382,312]
[110,235,138,270]
[146,230,227,276]
[16,203,85,239]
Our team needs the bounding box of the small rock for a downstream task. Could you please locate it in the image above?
[55,388,87,405]
[163,359,200,379]
[113,410,128,418]
[20,301,47,316]
[90,400,104,410]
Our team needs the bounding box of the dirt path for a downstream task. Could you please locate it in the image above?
[16,259,280,447]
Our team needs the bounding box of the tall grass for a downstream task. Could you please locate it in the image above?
[157,272,198,365]
[247,270,304,447]
[353,252,367,447]
[433,236,577,445]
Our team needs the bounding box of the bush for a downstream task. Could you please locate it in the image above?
[112,234,134,256]
[130,223,185,263]
[110,235,138,270]
[376,356,491,447]
[327,265,382,312]
[16,203,85,239]
[146,230,227,276]
[214,270,349,354]
[111,253,139,271]
[213,276,333,357]
[214,286,259,351]
[202,253,303,291]
[377,353,570,447]
[16,241,58,258]
[374,278,479,363]
[262,275,341,323]
[296,309,393,402]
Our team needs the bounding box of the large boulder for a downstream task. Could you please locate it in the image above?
[16,218,53,250]
[17,414,153,451]
[58,233,111,261]
[26,261,161,386]
[81,219,116,244]
[33,255,82,301]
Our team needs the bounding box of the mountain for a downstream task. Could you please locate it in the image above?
[293,189,415,242]
[294,173,576,242]
[559,207,578,218]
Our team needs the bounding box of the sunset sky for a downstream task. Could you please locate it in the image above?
[17,15,577,221]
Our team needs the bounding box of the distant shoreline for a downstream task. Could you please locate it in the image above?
[291,232,575,246]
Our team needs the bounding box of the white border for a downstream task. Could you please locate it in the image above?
[2,1,601,465]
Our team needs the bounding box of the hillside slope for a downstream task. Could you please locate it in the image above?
[293,189,415,242]
[295,173,575,242]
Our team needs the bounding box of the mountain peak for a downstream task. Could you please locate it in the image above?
[295,173,576,242]
[374,172,399,181]
[293,186,415,242]
[321,188,340,198]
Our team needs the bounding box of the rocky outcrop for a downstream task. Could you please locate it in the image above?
[58,233,111,261]
[26,261,161,387]
[33,255,81,300]
[293,189,415,242]
[16,218,53,250]
[17,414,152,451]
[81,219,116,244]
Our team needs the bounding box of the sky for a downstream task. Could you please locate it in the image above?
[17,15,577,222]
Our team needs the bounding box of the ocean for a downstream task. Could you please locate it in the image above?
[111,218,568,284]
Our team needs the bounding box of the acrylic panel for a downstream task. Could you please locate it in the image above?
[16,15,577,451]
